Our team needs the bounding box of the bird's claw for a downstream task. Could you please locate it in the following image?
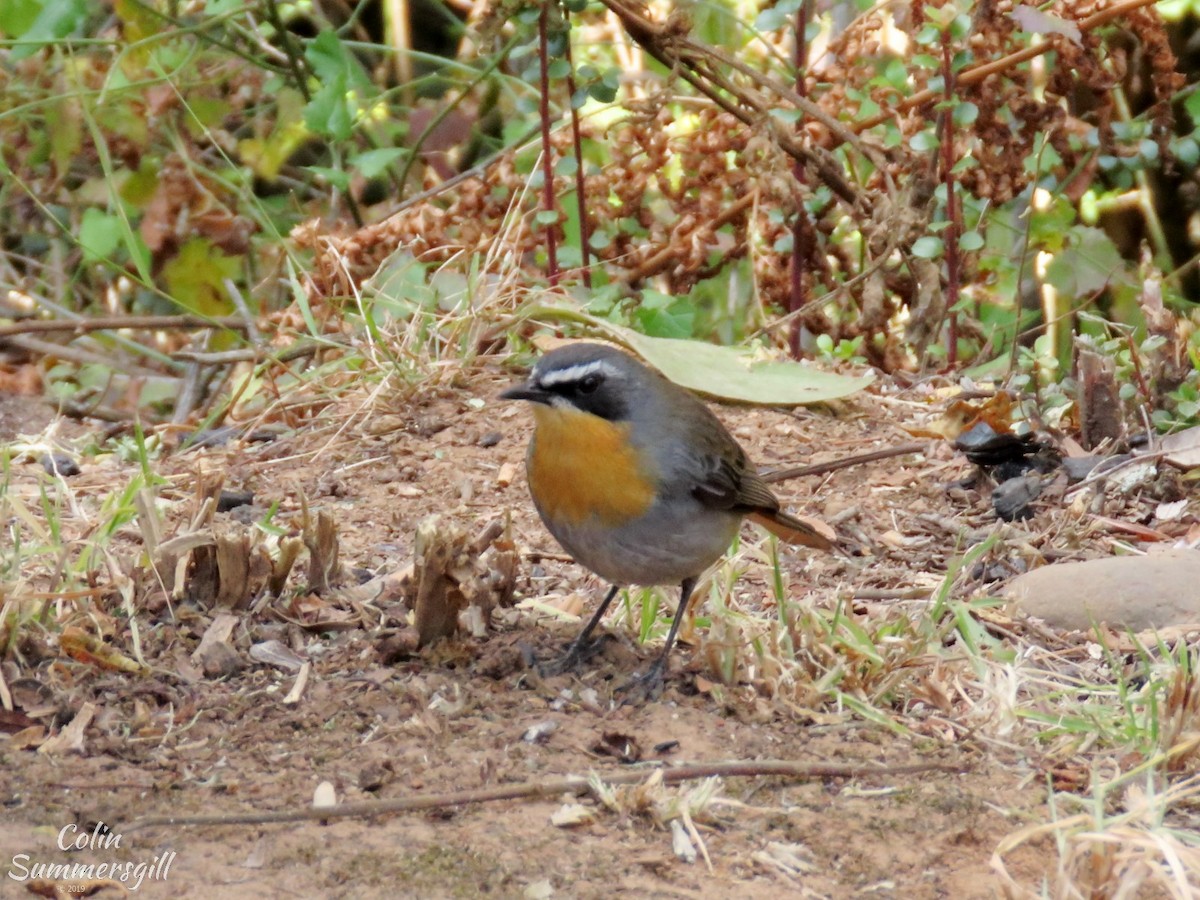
[614,660,668,704]
[536,637,604,678]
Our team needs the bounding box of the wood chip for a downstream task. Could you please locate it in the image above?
[550,803,595,827]
[38,702,96,756]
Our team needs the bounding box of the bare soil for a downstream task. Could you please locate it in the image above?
[2,360,1064,898]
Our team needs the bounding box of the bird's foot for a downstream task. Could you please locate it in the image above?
[614,658,668,704]
[537,636,606,677]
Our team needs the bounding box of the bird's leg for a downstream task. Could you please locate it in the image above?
[616,576,697,703]
[540,584,622,676]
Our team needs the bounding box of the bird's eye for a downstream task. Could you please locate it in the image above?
[577,374,602,394]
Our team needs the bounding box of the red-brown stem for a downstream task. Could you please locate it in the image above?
[1124,332,1153,405]
[538,3,560,286]
[564,39,592,288]
[788,0,814,359]
[940,35,960,367]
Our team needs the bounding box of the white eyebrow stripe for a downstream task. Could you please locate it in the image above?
[536,359,617,387]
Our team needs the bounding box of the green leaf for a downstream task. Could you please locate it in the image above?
[627,336,872,404]
[755,6,787,31]
[535,209,561,225]
[0,0,45,36]
[351,148,405,178]
[305,31,369,91]
[161,237,242,318]
[1175,136,1200,167]
[634,302,694,339]
[303,32,370,140]
[582,67,621,105]
[588,80,617,103]
[910,130,939,152]
[78,208,121,262]
[882,58,908,91]
[958,231,984,252]
[305,72,353,140]
[911,236,944,258]
[1024,135,1063,175]
[629,290,695,338]
[915,24,941,45]
[1043,226,1125,297]
[953,102,979,126]
[9,0,88,60]
[588,230,612,251]
[306,166,352,191]
[1185,88,1200,129]
[754,0,802,31]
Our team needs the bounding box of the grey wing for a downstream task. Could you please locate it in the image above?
[691,449,780,514]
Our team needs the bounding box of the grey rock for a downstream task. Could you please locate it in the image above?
[1004,549,1200,632]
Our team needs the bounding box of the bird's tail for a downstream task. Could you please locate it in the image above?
[748,509,835,550]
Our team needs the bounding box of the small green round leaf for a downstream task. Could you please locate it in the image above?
[958,231,984,252]
[953,102,979,126]
[910,130,940,152]
[912,236,944,258]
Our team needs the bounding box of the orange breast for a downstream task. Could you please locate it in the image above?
[528,405,657,526]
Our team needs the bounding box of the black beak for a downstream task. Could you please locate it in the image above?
[499,381,551,404]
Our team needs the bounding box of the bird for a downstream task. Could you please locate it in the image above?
[500,342,833,700]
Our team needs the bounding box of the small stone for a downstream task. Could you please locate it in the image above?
[993,475,1042,521]
[522,720,557,743]
[1062,455,1104,482]
[199,642,242,679]
[217,489,254,512]
[358,761,392,793]
[1005,550,1200,631]
[313,781,337,809]
[40,452,80,477]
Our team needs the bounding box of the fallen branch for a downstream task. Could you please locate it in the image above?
[124,758,965,833]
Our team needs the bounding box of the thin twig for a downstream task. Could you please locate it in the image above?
[0,314,249,339]
[844,587,934,601]
[124,758,967,833]
[173,339,335,365]
[4,334,169,378]
[763,442,927,483]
